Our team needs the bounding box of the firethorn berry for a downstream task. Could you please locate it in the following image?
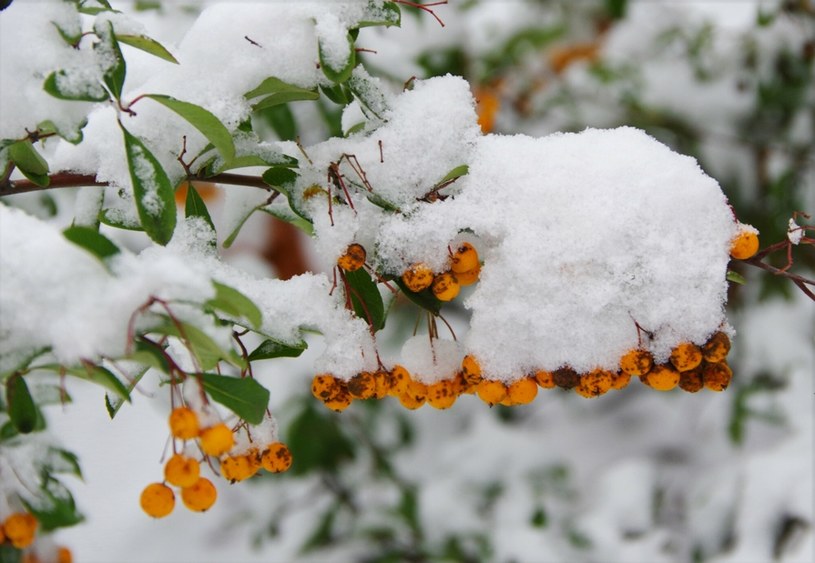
[164,453,201,488]
[431,272,461,302]
[389,365,411,396]
[398,379,427,410]
[703,361,733,392]
[450,242,479,273]
[140,483,175,518]
[169,406,199,440]
[220,454,256,483]
[507,377,538,405]
[619,349,653,377]
[679,368,704,393]
[552,367,580,390]
[575,370,613,398]
[427,380,457,409]
[3,512,38,548]
[534,369,556,388]
[702,331,731,363]
[372,369,393,399]
[642,364,680,391]
[461,355,483,386]
[670,342,703,372]
[452,372,476,395]
[312,374,352,411]
[730,229,759,260]
[337,243,366,272]
[402,263,434,293]
[610,371,631,390]
[347,371,376,399]
[181,477,217,512]
[455,264,481,286]
[261,442,293,473]
[57,546,73,563]
[477,379,508,406]
[199,423,235,457]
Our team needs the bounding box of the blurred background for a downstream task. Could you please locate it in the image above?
[50,1,813,561]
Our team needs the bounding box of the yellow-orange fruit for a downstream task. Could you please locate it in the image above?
[507,377,538,405]
[261,442,293,473]
[534,369,556,388]
[619,349,653,377]
[168,406,199,440]
[372,369,394,399]
[347,371,376,399]
[670,343,703,372]
[456,264,481,286]
[164,454,201,488]
[703,361,733,392]
[199,423,234,457]
[140,483,175,519]
[730,230,759,260]
[337,243,366,272]
[3,512,38,548]
[575,370,614,398]
[477,379,508,406]
[475,87,500,134]
[427,379,458,409]
[642,364,680,391]
[702,332,731,363]
[312,374,352,411]
[402,263,434,292]
[451,372,475,395]
[610,371,631,390]
[57,546,73,563]
[389,365,411,396]
[220,454,256,483]
[450,242,479,273]
[461,355,483,386]
[431,272,460,302]
[679,368,704,393]
[181,477,217,512]
[398,379,427,410]
[552,367,580,390]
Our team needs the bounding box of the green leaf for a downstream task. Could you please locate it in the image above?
[262,166,298,188]
[144,94,235,163]
[46,448,83,479]
[260,205,314,236]
[6,374,38,434]
[248,338,307,361]
[62,225,120,262]
[116,33,179,64]
[67,364,130,403]
[344,269,385,331]
[95,21,126,100]
[223,203,265,249]
[100,208,144,231]
[9,141,50,187]
[320,83,351,105]
[318,33,356,83]
[120,122,177,245]
[22,475,83,531]
[245,76,319,101]
[198,373,269,424]
[727,270,747,285]
[438,164,469,184]
[37,118,85,144]
[52,20,82,45]
[207,281,263,329]
[357,1,401,28]
[287,401,355,476]
[393,277,441,315]
[184,183,217,239]
[43,69,109,102]
[605,0,627,19]
[105,364,148,419]
[259,103,298,141]
[151,321,241,371]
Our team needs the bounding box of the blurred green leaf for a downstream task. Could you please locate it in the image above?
[184,183,217,242]
[62,226,120,263]
[319,33,356,83]
[357,1,401,28]
[6,374,37,434]
[22,475,83,531]
[116,33,178,63]
[199,373,269,424]
[207,281,263,329]
[248,338,307,361]
[287,401,355,476]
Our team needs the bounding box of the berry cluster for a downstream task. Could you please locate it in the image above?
[140,406,293,518]
[401,242,481,301]
[0,512,37,550]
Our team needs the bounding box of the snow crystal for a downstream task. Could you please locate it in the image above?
[788,218,803,245]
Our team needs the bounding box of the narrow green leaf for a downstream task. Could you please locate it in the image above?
[184,183,217,236]
[248,338,307,361]
[438,164,469,184]
[345,122,365,137]
[252,91,320,112]
[120,122,177,245]
[6,374,38,434]
[320,83,351,105]
[68,364,130,403]
[344,269,385,331]
[727,270,747,285]
[37,118,85,144]
[207,281,263,329]
[105,364,148,419]
[223,203,264,249]
[151,321,239,371]
[51,20,83,45]
[46,448,83,479]
[62,225,120,262]
[116,33,179,64]
[259,103,298,141]
[22,475,84,531]
[262,166,298,188]
[245,76,319,101]
[318,33,356,83]
[260,206,314,236]
[357,1,401,28]
[394,277,441,315]
[144,94,235,162]
[199,373,269,424]
[95,21,126,100]
[43,70,109,102]
[100,208,144,231]
[9,141,50,186]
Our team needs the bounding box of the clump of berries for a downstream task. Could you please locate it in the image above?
[140,406,293,518]
[401,241,482,301]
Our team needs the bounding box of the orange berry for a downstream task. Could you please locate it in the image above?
[57,546,73,563]
[169,406,199,440]
[575,370,613,398]
[552,367,580,390]
[389,365,411,396]
[372,369,394,399]
[402,263,434,292]
[534,369,556,388]
[642,364,680,391]
[730,229,759,260]
[507,377,538,405]
[702,332,731,363]
[337,243,366,272]
[181,477,217,512]
[164,454,201,488]
[261,442,293,473]
[347,371,376,399]
[670,342,703,372]
[455,265,481,286]
[703,361,733,392]
[398,379,427,410]
[431,272,460,302]
[140,483,175,518]
[427,379,457,409]
[220,454,257,483]
[476,379,507,406]
[609,371,631,390]
[679,368,704,393]
[199,423,234,457]
[450,242,479,273]
[475,87,500,133]
[312,374,352,411]
[3,512,38,548]
[619,349,653,377]
[451,372,475,395]
[461,355,483,386]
